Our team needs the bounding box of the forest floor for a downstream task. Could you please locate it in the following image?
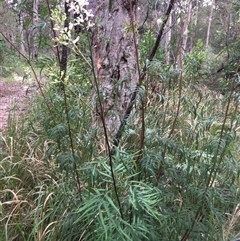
[0,80,32,132]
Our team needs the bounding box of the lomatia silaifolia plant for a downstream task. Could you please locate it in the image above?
[1,0,240,241]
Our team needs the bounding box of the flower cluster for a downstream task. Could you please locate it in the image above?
[52,0,94,46]
[67,0,94,30]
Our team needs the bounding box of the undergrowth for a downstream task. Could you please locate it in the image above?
[1,4,240,241]
[1,63,240,240]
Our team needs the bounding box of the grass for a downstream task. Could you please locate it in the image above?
[1,73,240,240]
[0,112,61,241]
[1,25,240,240]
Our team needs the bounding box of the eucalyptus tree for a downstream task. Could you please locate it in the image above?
[87,0,177,148]
[89,0,139,136]
[206,0,215,46]
[32,0,39,58]
[1,0,26,54]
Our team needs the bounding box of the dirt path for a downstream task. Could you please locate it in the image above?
[0,80,30,131]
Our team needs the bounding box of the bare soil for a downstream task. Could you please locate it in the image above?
[0,80,30,131]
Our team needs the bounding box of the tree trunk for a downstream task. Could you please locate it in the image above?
[90,0,138,135]
[32,0,39,58]
[177,0,192,67]
[17,0,25,55]
[60,0,69,79]
[165,12,172,63]
[206,0,215,46]
[189,0,199,51]
[182,0,192,53]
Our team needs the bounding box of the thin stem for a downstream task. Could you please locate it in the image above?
[63,83,82,196]
[129,1,145,162]
[181,61,240,241]
[157,38,183,180]
[206,61,239,188]
[112,0,176,150]
[59,1,82,196]
[45,0,61,63]
[129,2,141,82]
[147,0,176,62]
[88,35,124,220]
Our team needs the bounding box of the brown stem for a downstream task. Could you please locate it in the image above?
[156,34,183,180]
[148,0,175,62]
[181,61,240,241]
[59,1,82,196]
[88,34,124,220]
[45,0,61,63]
[129,1,141,82]
[129,1,145,162]
[112,0,176,150]
[180,209,202,241]
[206,61,239,188]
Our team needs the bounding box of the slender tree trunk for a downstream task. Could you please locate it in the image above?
[182,0,192,53]
[165,12,172,63]
[206,0,215,46]
[189,0,199,51]
[32,0,39,58]
[177,0,192,67]
[90,0,138,135]
[194,0,199,27]
[60,0,69,78]
[17,0,25,55]
[19,16,25,55]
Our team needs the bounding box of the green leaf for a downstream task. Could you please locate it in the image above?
[109,0,114,11]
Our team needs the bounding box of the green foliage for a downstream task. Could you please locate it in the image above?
[184,39,209,78]
[139,30,165,63]
[2,62,240,240]
[0,40,23,77]
[1,2,240,241]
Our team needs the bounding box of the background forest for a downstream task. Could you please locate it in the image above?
[1,0,240,240]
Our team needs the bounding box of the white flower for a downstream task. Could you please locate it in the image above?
[157,18,162,26]
[73,36,80,44]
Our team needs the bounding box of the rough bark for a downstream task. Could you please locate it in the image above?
[90,0,138,134]
[113,0,176,148]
